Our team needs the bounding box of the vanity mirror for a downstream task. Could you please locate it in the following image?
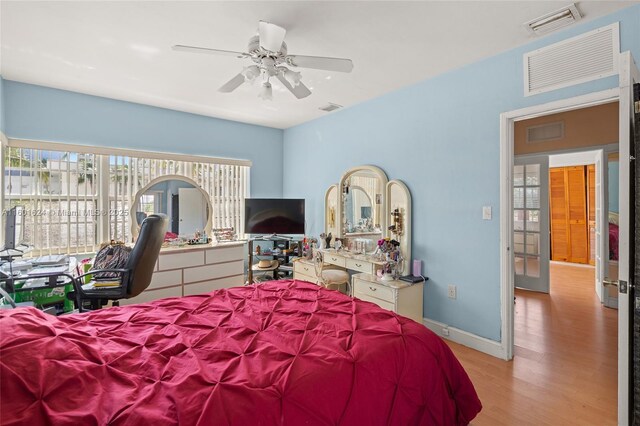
[338,166,388,238]
[130,175,213,240]
[326,165,412,275]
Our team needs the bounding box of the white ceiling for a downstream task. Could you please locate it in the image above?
[1,1,636,129]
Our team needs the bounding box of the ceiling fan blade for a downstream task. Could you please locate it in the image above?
[275,73,312,99]
[258,21,286,52]
[172,45,247,58]
[218,73,246,93]
[286,55,353,73]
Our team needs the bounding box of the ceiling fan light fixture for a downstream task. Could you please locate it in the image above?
[242,65,261,82]
[258,82,273,101]
[283,69,302,87]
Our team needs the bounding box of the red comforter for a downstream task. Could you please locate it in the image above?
[0,280,481,425]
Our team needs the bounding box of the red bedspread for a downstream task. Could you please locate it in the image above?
[0,280,481,425]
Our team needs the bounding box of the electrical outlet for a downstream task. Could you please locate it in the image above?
[442,327,450,336]
[448,284,457,299]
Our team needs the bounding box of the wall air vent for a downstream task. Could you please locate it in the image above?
[526,121,565,144]
[524,3,582,36]
[524,22,620,97]
[319,103,342,112]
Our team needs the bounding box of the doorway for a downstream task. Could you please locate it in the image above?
[510,103,619,424]
[512,101,618,297]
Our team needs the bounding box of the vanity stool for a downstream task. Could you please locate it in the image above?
[315,251,350,294]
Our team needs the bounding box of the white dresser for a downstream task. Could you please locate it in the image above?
[121,241,245,305]
[351,273,424,323]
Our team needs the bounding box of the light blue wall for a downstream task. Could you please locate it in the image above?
[283,6,640,341]
[4,81,284,198]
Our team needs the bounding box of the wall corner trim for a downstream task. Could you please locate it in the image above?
[422,317,507,360]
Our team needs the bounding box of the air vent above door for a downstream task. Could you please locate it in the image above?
[524,22,619,96]
[526,121,565,144]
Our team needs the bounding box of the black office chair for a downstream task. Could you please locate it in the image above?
[71,214,168,312]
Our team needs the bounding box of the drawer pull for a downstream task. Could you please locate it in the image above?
[355,263,362,267]
[303,267,309,271]
[369,286,377,292]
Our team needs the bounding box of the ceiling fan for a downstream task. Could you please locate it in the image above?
[172,21,353,100]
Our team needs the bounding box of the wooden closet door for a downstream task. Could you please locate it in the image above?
[550,168,569,261]
[566,166,589,264]
[587,164,596,265]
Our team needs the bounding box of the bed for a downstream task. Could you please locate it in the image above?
[0,279,481,425]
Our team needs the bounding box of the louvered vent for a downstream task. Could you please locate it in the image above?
[526,121,564,143]
[524,22,619,96]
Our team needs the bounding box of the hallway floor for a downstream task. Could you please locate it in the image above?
[448,262,618,425]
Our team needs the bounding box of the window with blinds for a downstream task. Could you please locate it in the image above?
[1,142,250,255]
[3,147,99,254]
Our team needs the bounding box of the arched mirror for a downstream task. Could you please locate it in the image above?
[130,175,212,240]
[338,165,388,238]
[343,186,373,233]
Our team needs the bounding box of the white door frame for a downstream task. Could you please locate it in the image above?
[617,50,638,426]
[499,87,620,362]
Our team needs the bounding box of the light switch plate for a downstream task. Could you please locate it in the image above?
[482,206,492,220]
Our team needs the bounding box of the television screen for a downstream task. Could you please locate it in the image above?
[244,199,305,235]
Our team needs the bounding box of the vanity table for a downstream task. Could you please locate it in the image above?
[352,273,424,323]
[314,165,423,319]
[327,165,412,276]
[292,249,385,283]
[320,249,385,274]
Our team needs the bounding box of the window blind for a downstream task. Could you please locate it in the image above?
[107,156,249,243]
[3,147,99,255]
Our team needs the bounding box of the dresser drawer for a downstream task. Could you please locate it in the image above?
[294,272,318,285]
[294,261,316,277]
[353,279,396,304]
[354,292,396,312]
[345,258,374,274]
[324,253,346,267]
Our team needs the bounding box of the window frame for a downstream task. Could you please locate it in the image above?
[2,139,251,255]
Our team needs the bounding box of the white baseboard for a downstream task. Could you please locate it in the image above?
[423,317,507,360]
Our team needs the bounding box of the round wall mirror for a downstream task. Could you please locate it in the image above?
[130,175,212,240]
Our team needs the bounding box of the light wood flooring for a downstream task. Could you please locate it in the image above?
[447,262,618,425]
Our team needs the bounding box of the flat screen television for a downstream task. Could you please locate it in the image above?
[244,199,305,235]
[4,206,24,250]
